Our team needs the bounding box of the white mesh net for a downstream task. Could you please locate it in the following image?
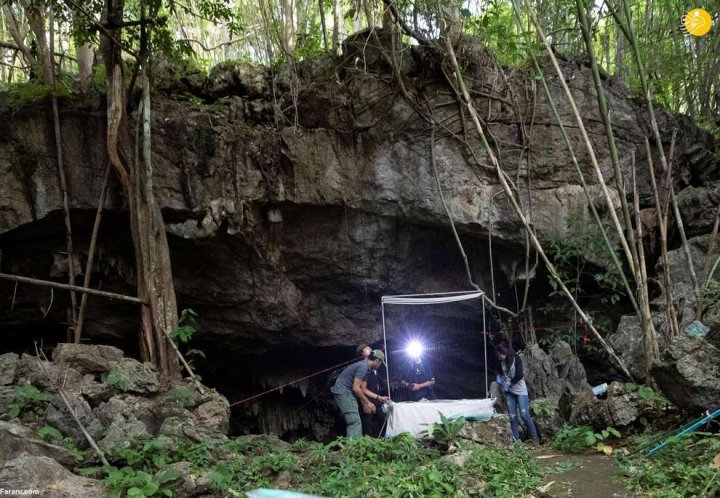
[381,291,490,402]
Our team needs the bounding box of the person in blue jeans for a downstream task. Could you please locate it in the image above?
[495,344,539,443]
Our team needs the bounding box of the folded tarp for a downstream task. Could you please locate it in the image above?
[385,398,496,437]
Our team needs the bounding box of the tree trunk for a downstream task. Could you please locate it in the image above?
[281,0,295,56]
[101,0,179,378]
[318,0,328,51]
[77,42,94,92]
[20,0,52,83]
[332,0,340,55]
[362,0,374,28]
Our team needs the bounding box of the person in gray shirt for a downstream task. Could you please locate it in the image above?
[331,349,389,437]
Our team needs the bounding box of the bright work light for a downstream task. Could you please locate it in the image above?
[406,340,424,359]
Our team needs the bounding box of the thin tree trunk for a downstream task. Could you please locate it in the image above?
[21,0,52,83]
[614,0,701,305]
[576,0,639,272]
[509,0,640,317]
[521,0,638,283]
[362,0,374,28]
[49,4,78,340]
[77,42,94,92]
[281,0,295,56]
[318,0,328,51]
[332,0,340,54]
[75,165,111,343]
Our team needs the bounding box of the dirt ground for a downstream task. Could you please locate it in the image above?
[534,451,635,497]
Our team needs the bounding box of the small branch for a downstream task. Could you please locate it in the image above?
[0,272,146,304]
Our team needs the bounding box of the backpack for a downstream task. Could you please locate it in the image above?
[327,368,342,389]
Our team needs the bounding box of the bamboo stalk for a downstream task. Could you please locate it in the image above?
[645,138,679,338]
[614,0,701,305]
[519,0,638,284]
[632,154,659,378]
[445,36,634,381]
[508,0,640,317]
[576,0,639,273]
[0,272,146,304]
[75,165,112,343]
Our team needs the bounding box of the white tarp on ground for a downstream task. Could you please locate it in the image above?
[385,398,497,437]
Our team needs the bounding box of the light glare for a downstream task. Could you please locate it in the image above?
[406,340,424,358]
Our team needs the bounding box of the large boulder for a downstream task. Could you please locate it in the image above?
[651,335,720,411]
[0,453,104,497]
[518,342,592,436]
[0,421,77,467]
[16,354,86,392]
[559,382,645,428]
[550,341,592,392]
[461,416,514,447]
[52,343,124,375]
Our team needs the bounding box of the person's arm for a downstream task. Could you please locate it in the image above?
[353,377,375,409]
[509,355,523,385]
[362,380,389,403]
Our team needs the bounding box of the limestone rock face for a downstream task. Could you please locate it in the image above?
[0,453,105,498]
[52,344,124,374]
[0,421,77,467]
[558,381,654,428]
[0,36,718,437]
[0,353,18,386]
[651,335,720,411]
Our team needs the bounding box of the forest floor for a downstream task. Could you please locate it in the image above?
[534,451,633,497]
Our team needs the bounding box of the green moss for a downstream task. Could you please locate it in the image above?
[5,80,71,110]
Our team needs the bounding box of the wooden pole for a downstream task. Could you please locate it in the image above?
[0,272,146,304]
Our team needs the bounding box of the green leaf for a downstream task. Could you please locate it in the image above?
[127,487,145,498]
[607,427,621,438]
[157,469,183,484]
[37,426,63,441]
[141,480,159,496]
[584,434,597,446]
[8,405,20,419]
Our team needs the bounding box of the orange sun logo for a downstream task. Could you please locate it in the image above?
[681,8,713,36]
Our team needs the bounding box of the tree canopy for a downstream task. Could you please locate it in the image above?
[0,0,717,128]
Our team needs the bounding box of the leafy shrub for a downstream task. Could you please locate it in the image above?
[620,432,720,497]
[464,445,544,496]
[8,383,51,418]
[171,309,198,344]
[106,368,130,391]
[422,413,467,451]
[104,466,182,498]
[553,425,620,453]
[168,387,195,407]
[532,402,555,419]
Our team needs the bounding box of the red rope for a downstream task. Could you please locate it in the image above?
[227,321,580,409]
[228,354,364,408]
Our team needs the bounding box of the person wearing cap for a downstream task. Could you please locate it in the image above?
[357,344,372,359]
[331,349,389,438]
